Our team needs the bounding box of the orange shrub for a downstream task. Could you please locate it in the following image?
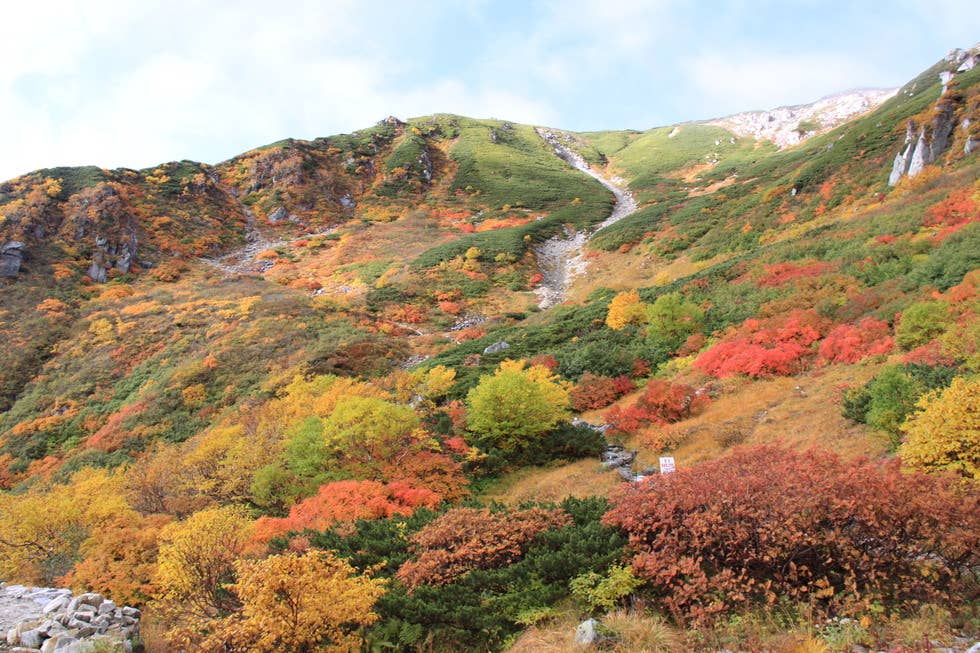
[396,507,571,589]
[605,380,707,435]
[252,480,440,545]
[817,318,894,364]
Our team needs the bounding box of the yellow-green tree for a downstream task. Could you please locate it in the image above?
[465,359,570,452]
[154,505,254,620]
[645,292,704,351]
[899,376,980,479]
[322,396,425,477]
[207,551,385,653]
[605,289,647,330]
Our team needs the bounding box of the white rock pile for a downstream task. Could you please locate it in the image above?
[0,584,139,653]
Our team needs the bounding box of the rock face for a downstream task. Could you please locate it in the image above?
[889,45,980,185]
[0,242,25,277]
[890,100,959,185]
[708,88,897,148]
[0,584,139,653]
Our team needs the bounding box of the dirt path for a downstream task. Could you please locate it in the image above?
[533,129,638,308]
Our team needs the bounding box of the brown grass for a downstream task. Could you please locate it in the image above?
[479,459,621,506]
[508,610,686,653]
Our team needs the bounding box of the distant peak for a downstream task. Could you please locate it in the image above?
[706,88,898,148]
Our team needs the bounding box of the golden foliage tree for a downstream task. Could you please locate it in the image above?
[154,505,253,621]
[605,289,647,330]
[207,551,385,653]
[900,376,980,479]
[0,467,131,584]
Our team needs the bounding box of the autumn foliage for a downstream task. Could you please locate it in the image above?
[603,445,980,622]
[206,551,385,653]
[695,310,831,378]
[569,373,635,411]
[252,480,441,545]
[396,506,572,589]
[900,376,980,479]
[605,380,708,435]
[817,317,894,364]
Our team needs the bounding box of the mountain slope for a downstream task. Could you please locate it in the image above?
[0,46,977,653]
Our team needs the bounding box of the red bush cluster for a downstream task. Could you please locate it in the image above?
[695,310,831,378]
[755,261,835,287]
[817,317,894,364]
[570,373,636,412]
[605,380,708,435]
[396,507,571,589]
[603,445,979,622]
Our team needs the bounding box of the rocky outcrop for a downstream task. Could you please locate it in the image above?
[708,88,897,148]
[482,341,511,355]
[0,585,139,653]
[64,184,139,282]
[0,242,25,277]
[890,98,959,185]
[890,46,980,185]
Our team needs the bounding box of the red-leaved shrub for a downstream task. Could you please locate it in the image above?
[817,317,894,364]
[605,380,708,435]
[603,445,979,623]
[252,480,440,545]
[695,310,831,378]
[570,373,635,411]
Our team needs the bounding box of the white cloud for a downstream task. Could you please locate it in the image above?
[684,51,883,119]
[0,1,556,179]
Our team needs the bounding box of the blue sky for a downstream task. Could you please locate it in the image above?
[1,0,977,180]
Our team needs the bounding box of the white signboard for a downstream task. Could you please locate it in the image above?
[659,456,676,474]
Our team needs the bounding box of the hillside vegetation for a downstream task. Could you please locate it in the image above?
[0,48,977,652]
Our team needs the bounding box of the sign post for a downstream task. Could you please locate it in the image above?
[659,456,676,474]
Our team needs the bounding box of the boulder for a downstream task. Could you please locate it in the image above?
[574,618,601,646]
[483,341,510,354]
[43,596,70,614]
[19,627,43,648]
[267,206,288,224]
[574,618,617,648]
[0,241,25,277]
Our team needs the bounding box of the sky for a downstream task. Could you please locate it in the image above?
[1,0,978,180]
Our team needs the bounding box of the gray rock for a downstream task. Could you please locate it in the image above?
[483,341,510,354]
[52,635,79,652]
[0,241,25,277]
[97,600,116,616]
[267,206,288,224]
[19,627,43,648]
[339,194,355,208]
[74,625,97,638]
[41,638,61,653]
[966,135,979,155]
[574,618,601,646]
[43,596,70,614]
[616,466,638,481]
[86,260,107,283]
[964,642,980,653]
